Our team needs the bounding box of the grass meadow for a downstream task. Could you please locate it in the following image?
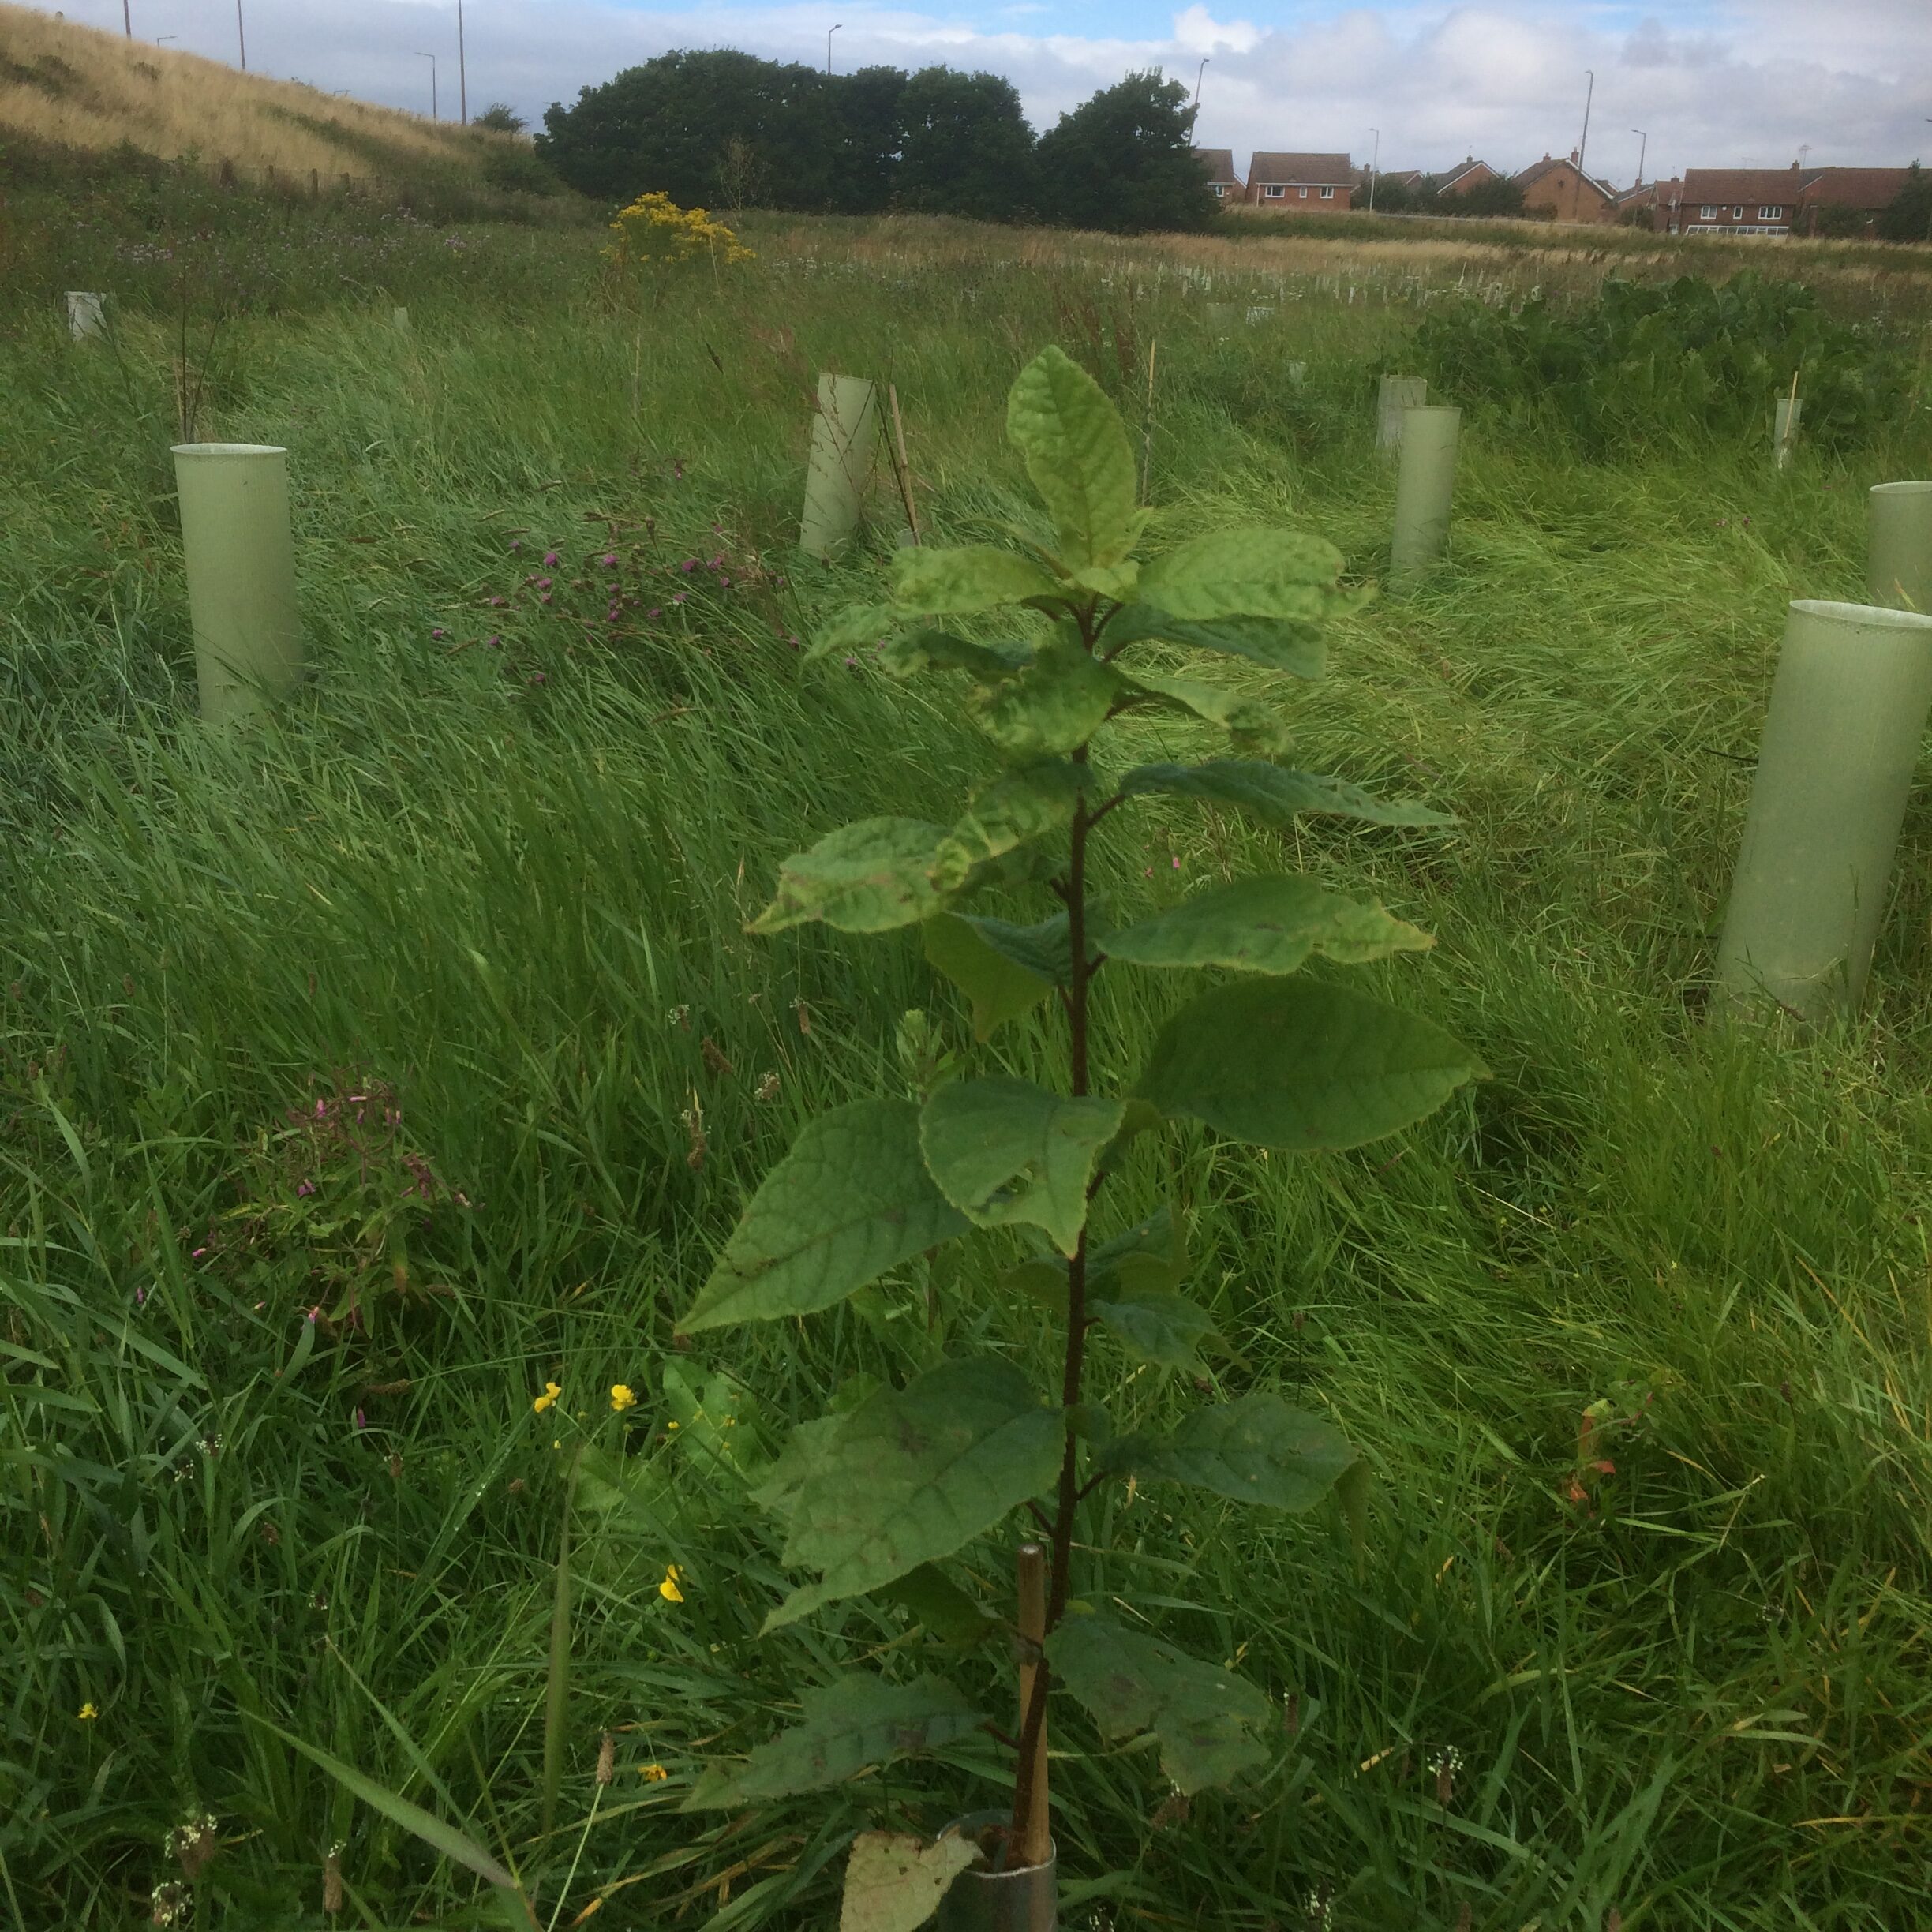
[6,194,1932,1931]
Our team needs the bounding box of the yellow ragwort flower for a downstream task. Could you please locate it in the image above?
[659,1563,684,1604]
[77,1702,98,1722]
[532,1380,561,1414]
[610,1383,637,1413]
[640,1762,669,1782]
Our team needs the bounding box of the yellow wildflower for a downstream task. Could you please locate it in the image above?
[610,1383,637,1413]
[641,1763,669,1782]
[659,1563,684,1604]
[77,1702,98,1722]
[532,1380,561,1414]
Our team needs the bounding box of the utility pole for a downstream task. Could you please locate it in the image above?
[1576,68,1593,204]
[457,0,467,124]
[827,23,841,75]
[414,51,437,122]
[1631,129,1647,187]
[236,0,247,72]
[1368,126,1380,211]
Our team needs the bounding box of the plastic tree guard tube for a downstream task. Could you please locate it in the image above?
[171,443,305,724]
[1774,396,1802,471]
[1716,598,1932,1018]
[1867,482,1932,612]
[799,375,880,561]
[1388,405,1461,584]
[66,292,105,339]
[1376,375,1426,449]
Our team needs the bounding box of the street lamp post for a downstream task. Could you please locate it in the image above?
[236,0,247,71]
[414,51,437,122]
[122,0,131,36]
[1193,58,1207,110]
[827,23,841,75]
[1368,126,1380,211]
[457,0,467,124]
[1631,129,1647,187]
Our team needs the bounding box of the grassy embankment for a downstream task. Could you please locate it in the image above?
[4,198,1932,1930]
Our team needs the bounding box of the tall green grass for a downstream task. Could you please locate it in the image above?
[4,214,1932,1930]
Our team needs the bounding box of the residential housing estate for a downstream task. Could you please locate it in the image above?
[1196,148,1915,235]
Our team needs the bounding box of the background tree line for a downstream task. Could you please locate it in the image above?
[536,53,1217,234]
[1368,170,1528,220]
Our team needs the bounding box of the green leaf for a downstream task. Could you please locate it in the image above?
[930,761,1088,892]
[749,1413,845,1518]
[1104,877,1432,975]
[920,1076,1123,1256]
[878,631,1035,682]
[923,915,1055,1043]
[1087,1205,1187,1298]
[880,1564,1003,1645]
[954,911,1074,986]
[680,1100,971,1335]
[1114,1392,1356,1508]
[1103,605,1329,677]
[969,636,1124,757]
[1121,670,1294,758]
[1095,1095,1165,1176]
[998,1255,1068,1314]
[807,602,899,665]
[1045,1616,1273,1795]
[840,1830,981,1932]
[1090,1289,1219,1374]
[1135,979,1482,1151]
[681,1673,987,1810]
[749,818,949,936]
[1069,560,1142,601]
[768,1357,1062,1630]
[1006,345,1144,570]
[890,545,1061,616]
[260,1724,533,1922]
[1138,528,1346,622]
[1121,760,1455,829]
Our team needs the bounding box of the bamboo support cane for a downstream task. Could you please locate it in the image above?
[886,384,922,546]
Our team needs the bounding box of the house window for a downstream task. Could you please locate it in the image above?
[1732,205,1743,219]
[1699,204,1716,219]
[1759,204,1783,220]
[1297,185,1308,199]
[1211,184,1226,197]
[1320,185,1335,199]
[1264,184,1285,199]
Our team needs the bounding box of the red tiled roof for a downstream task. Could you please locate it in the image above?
[1193,148,1239,185]
[1800,167,1911,209]
[1515,155,1616,200]
[1249,152,1354,185]
[1680,167,1803,205]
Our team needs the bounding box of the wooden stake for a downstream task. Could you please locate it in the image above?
[1139,339,1159,506]
[1016,1543,1050,1867]
[887,383,921,545]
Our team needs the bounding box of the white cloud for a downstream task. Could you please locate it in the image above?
[21,0,1932,180]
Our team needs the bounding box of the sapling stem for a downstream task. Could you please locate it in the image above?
[1015,1544,1050,1866]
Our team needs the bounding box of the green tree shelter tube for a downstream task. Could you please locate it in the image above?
[171,443,304,724]
[1774,396,1802,471]
[1376,374,1425,449]
[1716,598,1932,1018]
[799,374,880,561]
[1388,404,1461,585]
[1868,481,1932,611]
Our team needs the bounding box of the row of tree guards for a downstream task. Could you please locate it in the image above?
[161,358,1932,1028]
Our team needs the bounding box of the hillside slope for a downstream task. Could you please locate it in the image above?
[0,2,524,182]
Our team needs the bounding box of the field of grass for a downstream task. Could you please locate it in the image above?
[5,189,1932,1932]
[0,2,543,188]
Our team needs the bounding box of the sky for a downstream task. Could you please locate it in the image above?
[25,0,1932,182]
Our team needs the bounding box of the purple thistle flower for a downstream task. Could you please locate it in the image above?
[544,550,560,567]
[354,1407,368,1431]
[431,627,447,639]
[602,552,619,568]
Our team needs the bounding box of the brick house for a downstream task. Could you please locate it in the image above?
[1678,167,1804,234]
[1437,158,1498,197]
[1193,147,1242,204]
[1516,154,1619,223]
[1618,175,1684,231]
[1795,167,1912,234]
[1246,152,1354,210]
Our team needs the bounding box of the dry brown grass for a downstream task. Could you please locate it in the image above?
[0,1,500,178]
